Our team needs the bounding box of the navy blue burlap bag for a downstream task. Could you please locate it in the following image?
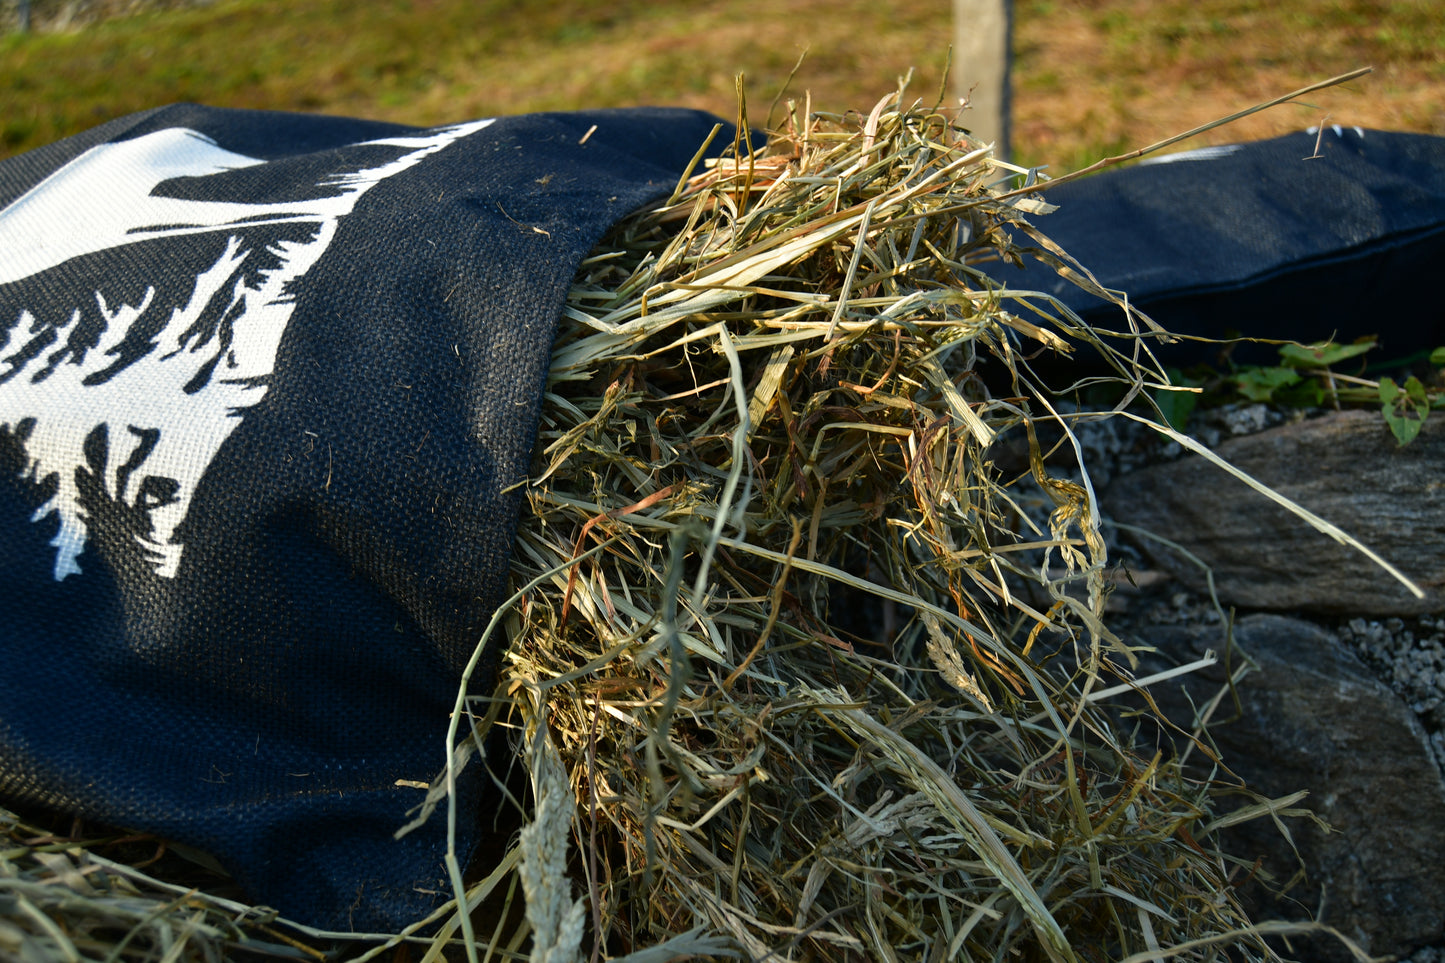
[984,126,1445,366]
[0,104,726,930]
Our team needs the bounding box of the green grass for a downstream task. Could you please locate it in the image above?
[2,0,1443,173]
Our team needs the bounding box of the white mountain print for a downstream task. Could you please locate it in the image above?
[0,118,493,579]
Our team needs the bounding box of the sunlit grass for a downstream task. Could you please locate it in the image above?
[2,0,1442,173]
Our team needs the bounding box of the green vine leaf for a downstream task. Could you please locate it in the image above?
[1272,377,1326,408]
[1380,376,1430,446]
[1279,339,1375,369]
[1234,366,1300,402]
[1154,367,1200,431]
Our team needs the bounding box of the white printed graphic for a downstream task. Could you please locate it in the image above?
[0,118,493,579]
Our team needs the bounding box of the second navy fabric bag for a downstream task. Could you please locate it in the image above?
[984,126,1445,366]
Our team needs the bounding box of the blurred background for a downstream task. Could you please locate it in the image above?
[1,0,1441,172]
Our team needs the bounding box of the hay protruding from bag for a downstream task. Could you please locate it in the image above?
[2,75,1391,962]
[468,84,1286,962]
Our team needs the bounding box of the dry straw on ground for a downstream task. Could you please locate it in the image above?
[441,78,1342,963]
[1,72,1387,963]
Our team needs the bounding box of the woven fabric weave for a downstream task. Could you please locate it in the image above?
[0,103,726,931]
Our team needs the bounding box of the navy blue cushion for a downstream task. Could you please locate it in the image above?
[983,127,1445,367]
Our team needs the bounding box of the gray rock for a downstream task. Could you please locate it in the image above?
[1100,409,1445,615]
[1131,614,1445,960]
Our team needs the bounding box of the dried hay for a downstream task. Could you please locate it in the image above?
[0,71,1389,963]
[448,80,1304,963]
[0,805,322,961]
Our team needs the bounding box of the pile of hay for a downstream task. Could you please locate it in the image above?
[5,82,1359,963]
[440,85,1290,963]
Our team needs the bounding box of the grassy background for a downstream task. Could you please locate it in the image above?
[1,0,1442,173]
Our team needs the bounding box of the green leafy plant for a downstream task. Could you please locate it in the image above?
[1233,363,1307,403]
[1156,366,1201,430]
[1150,339,1445,445]
[1380,375,1431,446]
[1277,339,1376,368]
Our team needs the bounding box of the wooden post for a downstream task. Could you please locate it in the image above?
[953,0,1013,161]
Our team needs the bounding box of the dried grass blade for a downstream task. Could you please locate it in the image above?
[836,709,1077,963]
